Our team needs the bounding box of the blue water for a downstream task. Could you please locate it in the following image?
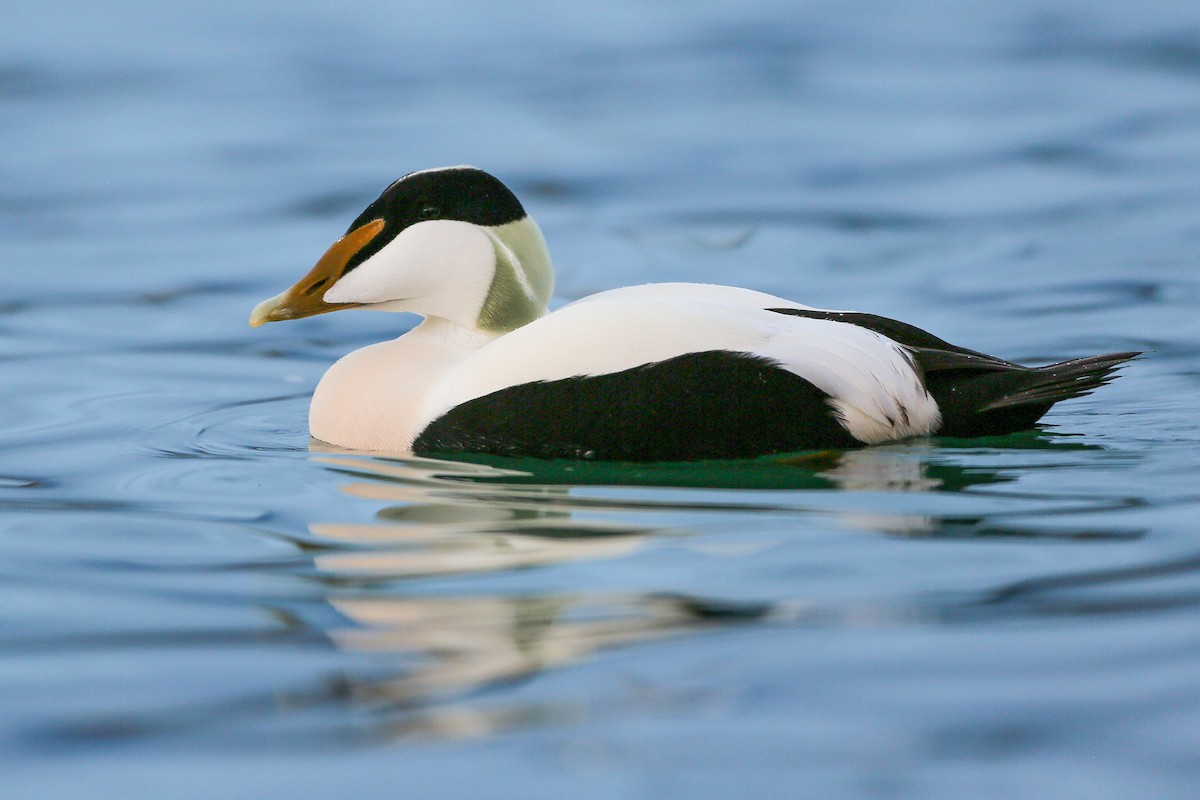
[3,1,1200,797]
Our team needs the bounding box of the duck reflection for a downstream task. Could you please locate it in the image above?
[283,453,777,739]
[50,440,1145,746]
[310,454,669,578]
[328,592,767,707]
[255,441,1142,743]
[287,446,1052,740]
[307,445,980,584]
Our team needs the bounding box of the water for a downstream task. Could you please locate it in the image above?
[2,1,1200,797]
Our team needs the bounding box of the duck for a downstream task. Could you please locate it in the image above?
[250,165,1137,461]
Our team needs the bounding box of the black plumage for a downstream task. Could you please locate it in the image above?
[769,308,1139,438]
[414,351,858,461]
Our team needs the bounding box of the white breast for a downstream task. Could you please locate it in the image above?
[309,319,498,451]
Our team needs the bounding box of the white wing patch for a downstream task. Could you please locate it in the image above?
[757,325,938,443]
[428,285,940,444]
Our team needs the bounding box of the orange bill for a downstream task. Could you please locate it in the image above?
[249,218,386,327]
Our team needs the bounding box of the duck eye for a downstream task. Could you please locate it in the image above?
[418,205,441,220]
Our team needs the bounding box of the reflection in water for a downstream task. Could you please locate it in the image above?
[328,592,772,737]
[286,444,1144,741]
[311,454,664,577]
[302,454,770,739]
[41,442,1150,745]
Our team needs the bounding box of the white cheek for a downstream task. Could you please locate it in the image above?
[324,220,492,305]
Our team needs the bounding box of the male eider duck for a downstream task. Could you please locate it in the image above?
[250,166,1137,461]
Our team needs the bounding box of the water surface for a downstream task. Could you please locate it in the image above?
[2,1,1200,798]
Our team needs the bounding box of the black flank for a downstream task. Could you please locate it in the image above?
[413,351,860,462]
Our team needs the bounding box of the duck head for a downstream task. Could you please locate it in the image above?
[250,166,554,332]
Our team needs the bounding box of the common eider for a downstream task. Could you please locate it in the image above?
[250,166,1137,461]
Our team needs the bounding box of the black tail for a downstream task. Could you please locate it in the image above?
[979,351,1140,411]
[914,350,1140,438]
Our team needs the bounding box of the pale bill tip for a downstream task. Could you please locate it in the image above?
[249,292,286,328]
